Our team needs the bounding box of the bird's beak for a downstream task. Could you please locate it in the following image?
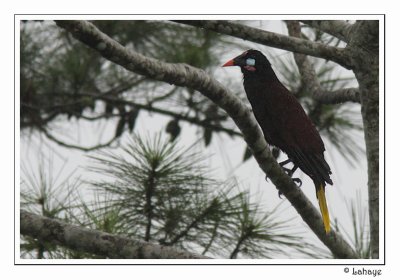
[222,59,235,67]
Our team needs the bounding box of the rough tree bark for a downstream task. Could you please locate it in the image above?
[20,210,209,259]
[52,20,358,259]
[300,20,354,43]
[346,21,380,259]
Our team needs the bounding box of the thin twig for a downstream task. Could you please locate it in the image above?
[79,93,242,137]
[40,127,119,152]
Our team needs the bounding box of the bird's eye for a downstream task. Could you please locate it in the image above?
[246,58,256,66]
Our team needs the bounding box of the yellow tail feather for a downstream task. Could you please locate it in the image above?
[317,185,330,233]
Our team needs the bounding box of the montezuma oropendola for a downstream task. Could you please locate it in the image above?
[223,49,333,233]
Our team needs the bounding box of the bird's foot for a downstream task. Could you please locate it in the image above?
[281,164,298,177]
[292,177,302,187]
[266,159,302,198]
[265,160,295,181]
[281,167,294,177]
[279,159,292,167]
[276,178,302,198]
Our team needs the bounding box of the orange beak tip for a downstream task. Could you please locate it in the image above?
[222,59,235,67]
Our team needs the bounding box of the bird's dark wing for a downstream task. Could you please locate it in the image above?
[248,82,332,185]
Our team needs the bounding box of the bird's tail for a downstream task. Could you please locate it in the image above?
[316,184,330,233]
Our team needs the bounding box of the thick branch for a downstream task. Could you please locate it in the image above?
[172,20,352,69]
[301,20,354,43]
[316,88,360,104]
[55,20,358,258]
[20,210,208,259]
[348,21,379,55]
[348,20,379,259]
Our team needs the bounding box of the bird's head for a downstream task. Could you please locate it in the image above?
[222,49,272,74]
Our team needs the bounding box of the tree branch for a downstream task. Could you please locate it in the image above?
[301,20,355,43]
[286,21,360,104]
[40,127,119,152]
[20,210,209,259]
[347,20,379,259]
[79,93,242,137]
[54,20,358,258]
[286,21,323,95]
[316,88,360,104]
[347,21,379,55]
[172,20,353,69]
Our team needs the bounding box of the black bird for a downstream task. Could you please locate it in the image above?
[223,49,333,233]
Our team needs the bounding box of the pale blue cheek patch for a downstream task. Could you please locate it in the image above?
[246,58,256,66]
